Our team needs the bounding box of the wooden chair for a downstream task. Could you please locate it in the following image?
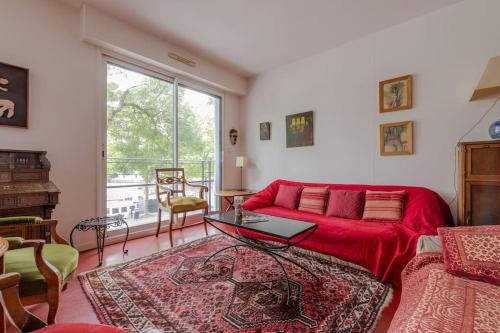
[0,269,125,333]
[155,168,209,247]
[0,217,78,325]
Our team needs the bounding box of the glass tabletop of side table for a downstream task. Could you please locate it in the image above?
[203,211,320,305]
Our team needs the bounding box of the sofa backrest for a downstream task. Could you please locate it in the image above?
[242,179,453,235]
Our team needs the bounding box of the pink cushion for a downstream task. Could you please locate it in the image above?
[326,190,365,219]
[438,226,500,285]
[298,187,329,214]
[273,184,302,210]
[362,190,405,221]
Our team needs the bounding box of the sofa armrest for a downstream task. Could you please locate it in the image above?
[416,235,442,255]
[4,237,24,250]
[242,180,283,210]
[19,240,62,285]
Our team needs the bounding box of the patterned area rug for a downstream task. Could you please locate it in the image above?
[79,234,392,332]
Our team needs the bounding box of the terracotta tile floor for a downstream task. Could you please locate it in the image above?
[11,224,400,333]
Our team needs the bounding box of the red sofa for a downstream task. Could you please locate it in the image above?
[242,179,453,287]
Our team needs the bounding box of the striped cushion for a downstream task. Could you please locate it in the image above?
[362,190,406,221]
[298,187,329,214]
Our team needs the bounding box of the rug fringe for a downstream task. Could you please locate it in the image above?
[368,286,395,333]
[77,274,112,326]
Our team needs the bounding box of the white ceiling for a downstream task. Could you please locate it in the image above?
[59,0,463,77]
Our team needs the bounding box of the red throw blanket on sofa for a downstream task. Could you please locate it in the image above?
[242,179,453,287]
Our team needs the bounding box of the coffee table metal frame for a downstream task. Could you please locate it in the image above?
[203,214,320,305]
[70,215,129,266]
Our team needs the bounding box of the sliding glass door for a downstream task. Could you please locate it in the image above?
[105,61,221,227]
[178,84,221,210]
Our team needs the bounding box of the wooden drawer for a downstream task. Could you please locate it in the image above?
[17,194,49,207]
[0,172,11,183]
[12,171,43,182]
[0,196,17,209]
[465,143,500,180]
[464,181,500,226]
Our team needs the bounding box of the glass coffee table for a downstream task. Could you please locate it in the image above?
[204,211,320,304]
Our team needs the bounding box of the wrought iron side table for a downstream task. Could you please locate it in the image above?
[70,215,129,266]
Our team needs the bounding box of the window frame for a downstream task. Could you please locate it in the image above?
[98,53,223,235]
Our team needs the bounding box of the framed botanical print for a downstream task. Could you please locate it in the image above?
[379,75,412,113]
[0,62,29,128]
[260,122,271,140]
[380,121,414,156]
[286,111,313,148]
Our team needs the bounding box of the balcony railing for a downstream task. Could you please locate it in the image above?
[106,157,216,226]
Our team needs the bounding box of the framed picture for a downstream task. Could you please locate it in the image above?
[0,62,29,128]
[380,121,414,156]
[260,122,271,140]
[286,111,313,148]
[379,75,412,113]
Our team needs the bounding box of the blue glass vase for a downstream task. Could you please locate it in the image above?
[490,119,500,139]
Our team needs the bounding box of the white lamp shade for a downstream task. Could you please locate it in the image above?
[471,56,500,101]
[236,156,246,167]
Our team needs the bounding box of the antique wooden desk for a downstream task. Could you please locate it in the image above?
[0,149,60,219]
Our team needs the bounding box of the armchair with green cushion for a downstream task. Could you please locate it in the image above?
[0,217,79,324]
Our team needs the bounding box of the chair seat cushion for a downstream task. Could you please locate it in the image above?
[163,196,208,213]
[5,244,79,296]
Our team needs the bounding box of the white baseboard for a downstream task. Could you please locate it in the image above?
[75,224,160,252]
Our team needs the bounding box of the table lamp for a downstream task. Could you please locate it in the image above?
[236,156,246,190]
[470,56,500,139]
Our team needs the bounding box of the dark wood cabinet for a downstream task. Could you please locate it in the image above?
[0,149,60,219]
[457,140,500,226]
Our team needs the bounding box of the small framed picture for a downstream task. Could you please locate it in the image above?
[260,122,271,140]
[379,75,412,113]
[286,111,314,148]
[380,121,414,156]
[0,62,29,128]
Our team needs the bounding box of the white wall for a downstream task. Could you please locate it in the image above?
[0,0,243,248]
[81,4,247,95]
[242,0,500,220]
[1,0,99,242]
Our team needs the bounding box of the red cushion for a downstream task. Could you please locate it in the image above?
[273,184,302,210]
[326,189,365,219]
[362,190,406,221]
[35,323,126,333]
[298,187,329,214]
[438,226,500,285]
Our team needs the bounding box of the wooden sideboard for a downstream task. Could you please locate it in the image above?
[457,140,500,226]
[0,150,60,219]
